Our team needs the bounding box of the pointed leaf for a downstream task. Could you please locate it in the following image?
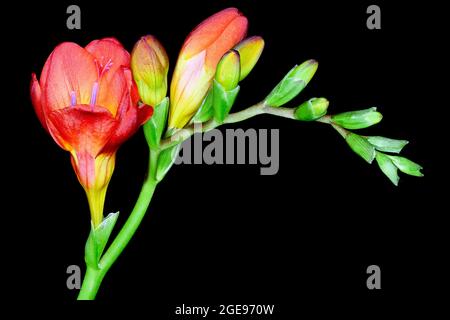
[143,97,169,149]
[85,221,99,269]
[213,80,240,123]
[156,144,181,181]
[192,89,213,123]
[85,212,119,269]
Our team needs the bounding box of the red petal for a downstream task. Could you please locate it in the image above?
[100,37,123,46]
[204,15,247,69]
[47,105,117,156]
[43,43,98,111]
[97,67,128,116]
[85,38,130,75]
[182,8,247,66]
[101,89,153,153]
[30,73,49,132]
[123,67,140,106]
[100,92,138,153]
[137,104,154,126]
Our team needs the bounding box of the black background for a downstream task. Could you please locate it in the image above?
[3,0,447,315]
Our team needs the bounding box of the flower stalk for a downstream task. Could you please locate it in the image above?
[78,147,160,300]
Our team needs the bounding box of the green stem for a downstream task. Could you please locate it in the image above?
[77,148,160,300]
[76,101,350,300]
[78,266,104,300]
[159,102,298,150]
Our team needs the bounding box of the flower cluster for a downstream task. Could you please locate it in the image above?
[31,8,265,226]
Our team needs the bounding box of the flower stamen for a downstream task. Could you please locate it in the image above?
[90,82,99,105]
[70,91,76,106]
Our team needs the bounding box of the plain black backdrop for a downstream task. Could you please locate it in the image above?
[2,0,447,315]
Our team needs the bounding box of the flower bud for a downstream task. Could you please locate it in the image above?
[345,133,376,163]
[265,59,318,107]
[367,136,409,153]
[168,8,248,129]
[215,50,241,90]
[388,156,424,177]
[331,107,383,129]
[294,97,329,121]
[375,152,399,186]
[131,35,169,106]
[234,36,264,81]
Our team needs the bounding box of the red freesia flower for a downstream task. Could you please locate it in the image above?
[31,38,153,227]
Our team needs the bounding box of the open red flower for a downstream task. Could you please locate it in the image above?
[31,38,153,227]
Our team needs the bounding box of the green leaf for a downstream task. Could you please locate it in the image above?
[345,133,376,163]
[85,212,119,269]
[264,60,318,107]
[192,89,214,123]
[143,97,169,149]
[156,144,181,181]
[331,107,383,129]
[375,152,399,186]
[367,136,409,153]
[212,80,240,124]
[388,155,424,177]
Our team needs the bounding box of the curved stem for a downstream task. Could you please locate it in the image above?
[159,102,295,150]
[76,101,349,300]
[77,148,159,300]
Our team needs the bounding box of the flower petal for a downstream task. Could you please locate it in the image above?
[137,104,154,126]
[183,8,246,60]
[102,69,153,153]
[85,38,130,76]
[101,98,153,154]
[96,67,128,116]
[30,73,48,132]
[43,42,98,111]
[204,15,247,70]
[47,104,117,156]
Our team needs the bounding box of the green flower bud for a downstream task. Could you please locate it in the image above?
[294,97,329,121]
[388,156,424,177]
[345,133,376,163]
[367,136,409,153]
[331,107,382,129]
[215,50,241,91]
[375,152,400,186]
[264,59,318,107]
[131,35,169,106]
